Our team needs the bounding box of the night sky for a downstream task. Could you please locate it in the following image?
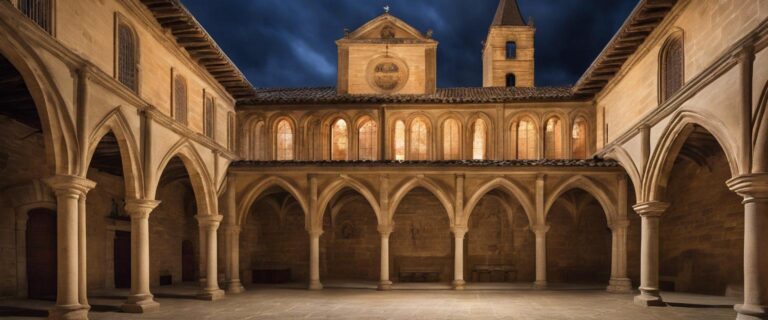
[180,0,638,88]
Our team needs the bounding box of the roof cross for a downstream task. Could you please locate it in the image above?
[383,5,390,13]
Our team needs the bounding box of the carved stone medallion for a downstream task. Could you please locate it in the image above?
[366,56,408,94]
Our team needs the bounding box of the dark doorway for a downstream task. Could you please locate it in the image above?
[26,208,57,300]
[114,231,131,289]
[182,240,196,282]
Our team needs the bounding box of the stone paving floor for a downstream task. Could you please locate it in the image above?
[0,283,740,320]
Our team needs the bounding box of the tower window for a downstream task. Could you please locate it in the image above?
[506,41,517,59]
[506,74,516,87]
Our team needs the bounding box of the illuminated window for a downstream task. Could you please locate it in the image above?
[443,119,460,160]
[331,119,349,161]
[117,23,138,92]
[472,119,487,160]
[358,119,377,161]
[544,117,563,159]
[276,120,294,161]
[394,120,406,160]
[410,118,428,160]
[173,75,187,125]
[660,35,684,103]
[517,119,536,160]
[572,118,588,159]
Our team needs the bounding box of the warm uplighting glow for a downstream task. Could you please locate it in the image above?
[331,119,348,160]
[394,120,406,160]
[472,119,487,160]
[410,118,428,160]
[358,119,377,160]
[517,119,536,159]
[572,117,588,159]
[545,117,563,159]
[443,119,460,160]
[276,119,294,160]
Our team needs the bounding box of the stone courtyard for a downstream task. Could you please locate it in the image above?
[0,284,739,320]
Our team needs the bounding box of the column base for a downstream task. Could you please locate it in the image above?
[735,304,768,320]
[634,289,665,307]
[49,304,88,320]
[197,289,225,301]
[308,280,323,290]
[225,281,245,294]
[533,281,547,290]
[452,280,466,290]
[121,294,160,313]
[377,281,392,291]
[606,278,633,293]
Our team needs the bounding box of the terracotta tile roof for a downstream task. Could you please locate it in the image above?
[238,86,580,105]
[232,159,620,168]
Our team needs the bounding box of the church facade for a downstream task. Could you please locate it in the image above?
[0,0,766,319]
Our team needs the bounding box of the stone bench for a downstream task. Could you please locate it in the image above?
[471,265,517,282]
[252,268,291,284]
[399,268,441,283]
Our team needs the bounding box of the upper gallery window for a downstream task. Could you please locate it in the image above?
[660,35,684,103]
[516,118,536,160]
[410,118,429,160]
[544,117,563,159]
[443,119,461,160]
[227,112,236,151]
[19,0,53,34]
[572,117,588,159]
[472,119,487,160]
[203,94,215,138]
[506,41,517,59]
[173,75,187,125]
[394,120,406,161]
[117,23,139,92]
[358,119,377,161]
[506,74,516,87]
[276,119,294,161]
[331,119,349,161]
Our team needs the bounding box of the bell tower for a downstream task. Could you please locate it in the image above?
[482,0,535,87]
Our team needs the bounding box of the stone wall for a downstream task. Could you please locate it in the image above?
[323,197,380,281]
[660,151,744,295]
[150,179,199,287]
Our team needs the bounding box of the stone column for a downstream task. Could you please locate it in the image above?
[607,219,632,293]
[632,201,669,307]
[224,225,244,294]
[77,193,89,309]
[452,226,468,290]
[196,214,225,300]
[121,199,161,313]
[45,175,96,320]
[378,225,393,290]
[532,224,550,289]
[198,226,207,287]
[728,174,768,320]
[308,228,323,290]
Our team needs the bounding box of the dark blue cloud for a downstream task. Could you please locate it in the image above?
[181,0,637,88]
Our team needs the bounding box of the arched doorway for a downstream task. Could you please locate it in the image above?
[466,191,534,283]
[391,187,452,283]
[546,189,611,285]
[26,208,57,300]
[658,126,743,296]
[323,190,379,282]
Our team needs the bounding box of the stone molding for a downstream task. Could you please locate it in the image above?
[632,202,670,218]
[727,174,768,202]
[124,200,161,220]
[44,175,97,197]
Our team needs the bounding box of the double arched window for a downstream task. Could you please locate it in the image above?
[571,117,588,159]
[515,118,537,160]
[410,118,429,160]
[358,119,377,161]
[544,117,563,159]
[276,119,294,161]
[443,119,461,160]
[394,120,406,161]
[330,119,349,161]
[660,34,684,103]
[472,119,487,160]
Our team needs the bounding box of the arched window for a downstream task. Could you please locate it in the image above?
[117,23,138,92]
[572,117,588,159]
[506,41,517,59]
[173,75,187,125]
[331,119,349,161]
[544,117,563,159]
[660,35,684,103]
[358,119,377,161]
[276,119,294,161]
[506,74,516,87]
[443,119,461,160]
[516,118,536,160]
[472,119,487,160]
[410,118,429,160]
[19,0,53,34]
[394,120,406,161]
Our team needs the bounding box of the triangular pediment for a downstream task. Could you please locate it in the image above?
[342,14,433,42]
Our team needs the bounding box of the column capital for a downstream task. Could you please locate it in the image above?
[633,201,670,217]
[608,219,630,230]
[377,224,394,237]
[451,225,468,238]
[125,199,161,220]
[530,224,550,235]
[727,174,768,202]
[45,174,96,197]
[196,214,223,228]
[307,228,324,238]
